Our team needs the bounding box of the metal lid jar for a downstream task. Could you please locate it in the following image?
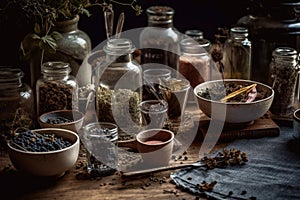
[269,47,299,116]
[36,61,78,117]
[0,68,34,148]
[95,38,142,135]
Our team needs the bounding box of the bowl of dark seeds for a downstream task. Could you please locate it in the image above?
[7,128,80,177]
[39,110,85,133]
[194,79,274,124]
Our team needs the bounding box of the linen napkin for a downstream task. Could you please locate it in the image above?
[170,126,300,200]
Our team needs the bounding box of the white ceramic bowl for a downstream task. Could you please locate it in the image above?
[7,128,80,177]
[194,79,274,124]
[39,110,85,133]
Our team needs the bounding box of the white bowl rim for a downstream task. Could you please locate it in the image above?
[194,79,274,105]
[38,110,85,126]
[7,128,79,155]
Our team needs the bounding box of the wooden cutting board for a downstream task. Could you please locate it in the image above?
[197,112,280,143]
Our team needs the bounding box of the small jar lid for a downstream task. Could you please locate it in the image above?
[180,38,209,54]
[273,47,298,57]
[230,27,249,38]
[104,38,135,56]
[147,6,174,24]
[185,30,204,39]
[42,61,71,75]
[0,68,23,88]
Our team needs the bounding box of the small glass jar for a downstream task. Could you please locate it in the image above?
[36,62,78,117]
[142,68,171,101]
[139,6,180,72]
[222,27,252,79]
[0,68,34,148]
[95,38,142,135]
[83,122,118,177]
[269,47,300,116]
[179,38,212,88]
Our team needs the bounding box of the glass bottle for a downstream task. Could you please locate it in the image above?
[0,68,34,149]
[139,6,180,73]
[222,27,252,80]
[269,47,299,117]
[36,61,78,117]
[95,38,142,135]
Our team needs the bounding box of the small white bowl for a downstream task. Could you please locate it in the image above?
[39,110,85,133]
[7,128,80,177]
[194,79,274,124]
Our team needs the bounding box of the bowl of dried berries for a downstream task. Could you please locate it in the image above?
[7,128,80,177]
[194,79,274,124]
[39,110,85,133]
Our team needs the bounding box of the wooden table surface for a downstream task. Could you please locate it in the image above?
[0,127,227,200]
[1,101,283,200]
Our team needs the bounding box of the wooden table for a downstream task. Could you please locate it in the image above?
[0,126,227,200]
[0,102,282,200]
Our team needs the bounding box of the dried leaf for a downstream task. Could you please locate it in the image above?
[34,23,41,34]
[50,31,63,41]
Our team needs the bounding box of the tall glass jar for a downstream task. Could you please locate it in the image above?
[36,62,78,117]
[95,38,142,135]
[269,47,300,117]
[139,6,180,73]
[0,68,34,149]
[222,27,252,80]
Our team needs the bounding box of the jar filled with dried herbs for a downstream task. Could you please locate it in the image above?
[222,27,252,80]
[95,38,142,135]
[0,68,34,149]
[36,62,78,117]
[139,6,180,73]
[269,47,300,116]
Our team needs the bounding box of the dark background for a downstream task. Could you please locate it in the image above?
[0,0,250,72]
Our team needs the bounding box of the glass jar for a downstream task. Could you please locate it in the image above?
[139,6,180,73]
[222,27,252,79]
[142,68,171,101]
[269,47,300,116]
[0,68,34,148]
[95,38,142,135]
[179,38,213,89]
[36,62,78,117]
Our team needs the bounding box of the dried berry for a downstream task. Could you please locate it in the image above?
[10,130,72,152]
[201,148,248,170]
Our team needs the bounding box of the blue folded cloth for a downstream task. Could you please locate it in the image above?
[170,126,300,200]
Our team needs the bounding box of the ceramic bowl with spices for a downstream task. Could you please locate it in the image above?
[39,110,85,133]
[7,128,80,177]
[194,79,274,124]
